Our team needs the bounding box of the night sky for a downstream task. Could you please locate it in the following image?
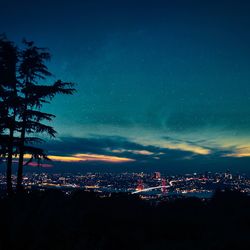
[1,0,250,174]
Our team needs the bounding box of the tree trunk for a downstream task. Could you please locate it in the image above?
[6,158,13,195]
[6,128,13,196]
[7,89,17,195]
[17,85,27,192]
[16,125,25,192]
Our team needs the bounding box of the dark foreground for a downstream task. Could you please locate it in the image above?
[0,190,249,250]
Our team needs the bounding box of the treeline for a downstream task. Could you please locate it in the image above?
[0,189,249,250]
[0,35,75,194]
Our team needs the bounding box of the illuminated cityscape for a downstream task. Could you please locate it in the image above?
[1,171,249,200]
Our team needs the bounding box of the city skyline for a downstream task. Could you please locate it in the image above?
[2,0,250,173]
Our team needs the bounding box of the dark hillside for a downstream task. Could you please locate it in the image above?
[0,190,249,250]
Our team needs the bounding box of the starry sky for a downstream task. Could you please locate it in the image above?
[1,0,250,174]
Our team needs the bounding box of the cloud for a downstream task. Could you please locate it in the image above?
[40,135,197,165]
[43,135,161,157]
[223,147,250,158]
[42,134,242,162]
[162,136,211,155]
[21,134,250,174]
[162,142,210,155]
[48,153,134,163]
[110,149,155,155]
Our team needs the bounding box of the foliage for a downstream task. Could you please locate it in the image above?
[0,36,75,193]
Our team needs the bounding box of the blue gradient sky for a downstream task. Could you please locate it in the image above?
[2,0,250,173]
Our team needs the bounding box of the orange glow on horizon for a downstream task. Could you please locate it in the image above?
[224,147,250,158]
[24,153,135,163]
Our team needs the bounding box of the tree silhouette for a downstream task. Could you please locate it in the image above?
[16,40,75,191]
[1,37,75,193]
[0,35,19,195]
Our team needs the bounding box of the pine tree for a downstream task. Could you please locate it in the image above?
[16,40,75,191]
[0,35,19,195]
